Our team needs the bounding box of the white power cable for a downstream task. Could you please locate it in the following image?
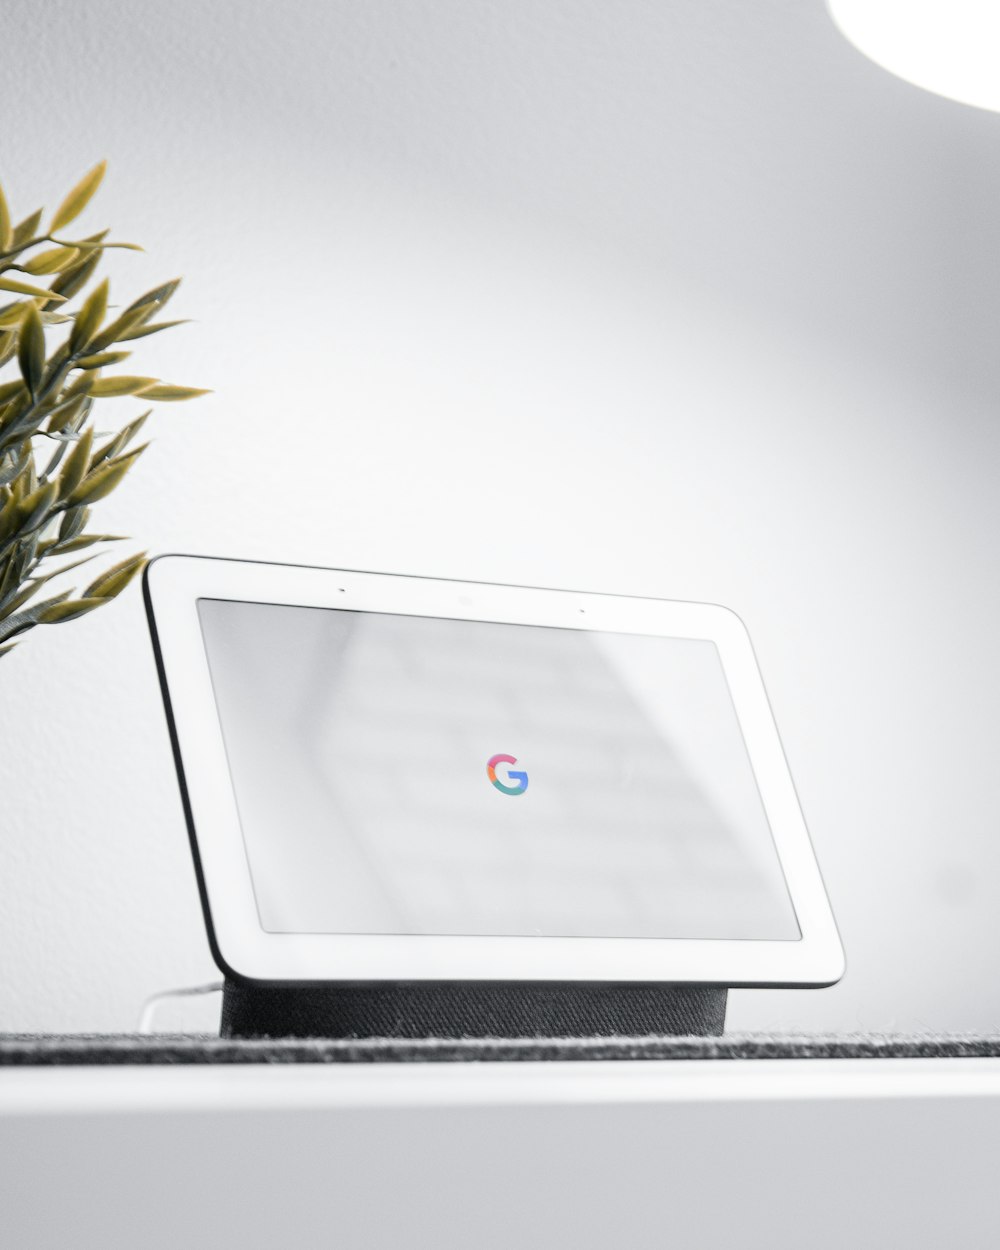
[136,981,224,1034]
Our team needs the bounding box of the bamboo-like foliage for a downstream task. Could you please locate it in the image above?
[0,161,207,656]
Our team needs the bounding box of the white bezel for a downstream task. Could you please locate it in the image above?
[144,555,845,987]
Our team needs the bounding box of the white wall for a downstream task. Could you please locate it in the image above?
[2,0,1000,1035]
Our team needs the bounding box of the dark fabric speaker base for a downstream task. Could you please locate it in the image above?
[220,981,728,1040]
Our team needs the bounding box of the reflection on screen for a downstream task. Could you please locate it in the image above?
[197,599,800,941]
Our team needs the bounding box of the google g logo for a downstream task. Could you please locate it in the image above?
[487,753,529,796]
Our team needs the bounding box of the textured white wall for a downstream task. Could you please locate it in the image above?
[2,0,1000,1034]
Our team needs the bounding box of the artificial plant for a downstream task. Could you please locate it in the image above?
[0,161,207,657]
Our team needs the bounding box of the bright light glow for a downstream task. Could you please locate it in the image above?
[828,0,1000,112]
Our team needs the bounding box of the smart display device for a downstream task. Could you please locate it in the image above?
[144,555,845,988]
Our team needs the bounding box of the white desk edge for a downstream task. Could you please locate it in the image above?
[4,1056,1000,1116]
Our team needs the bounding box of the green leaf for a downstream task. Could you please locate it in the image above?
[50,161,107,234]
[0,181,11,252]
[86,375,158,397]
[126,277,181,315]
[11,210,43,251]
[84,551,146,600]
[39,338,71,388]
[88,305,153,352]
[15,480,58,535]
[67,448,141,506]
[59,374,97,401]
[0,303,27,329]
[37,596,104,625]
[0,378,25,404]
[19,453,37,497]
[74,240,143,253]
[47,243,102,305]
[138,383,210,402]
[0,445,30,488]
[84,280,181,351]
[14,554,97,609]
[0,276,65,302]
[45,532,124,555]
[0,554,94,618]
[12,532,39,579]
[0,578,45,620]
[0,403,51,453]
[0,543,21,594]
[74,350,131,370]
[17,304,45,396]
[58,505,90,542]
[0,493,21,542]
[23,246,81,275]
[46,393,90,435]
[69,277,108,353]
[116,318,190,343]
[58,427,94,500]
[59,238,142,253]
[91,410,149,465]
[0,591,72,643]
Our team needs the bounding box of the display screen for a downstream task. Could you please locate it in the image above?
[197,599,800,940]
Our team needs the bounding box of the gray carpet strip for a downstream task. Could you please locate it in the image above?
[3,1033,1000,1065]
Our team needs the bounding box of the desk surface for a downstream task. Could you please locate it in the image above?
[5,1052,1000,1113]
[3,1050,999,1250]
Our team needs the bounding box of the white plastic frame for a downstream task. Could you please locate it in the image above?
[144,555,845,987]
